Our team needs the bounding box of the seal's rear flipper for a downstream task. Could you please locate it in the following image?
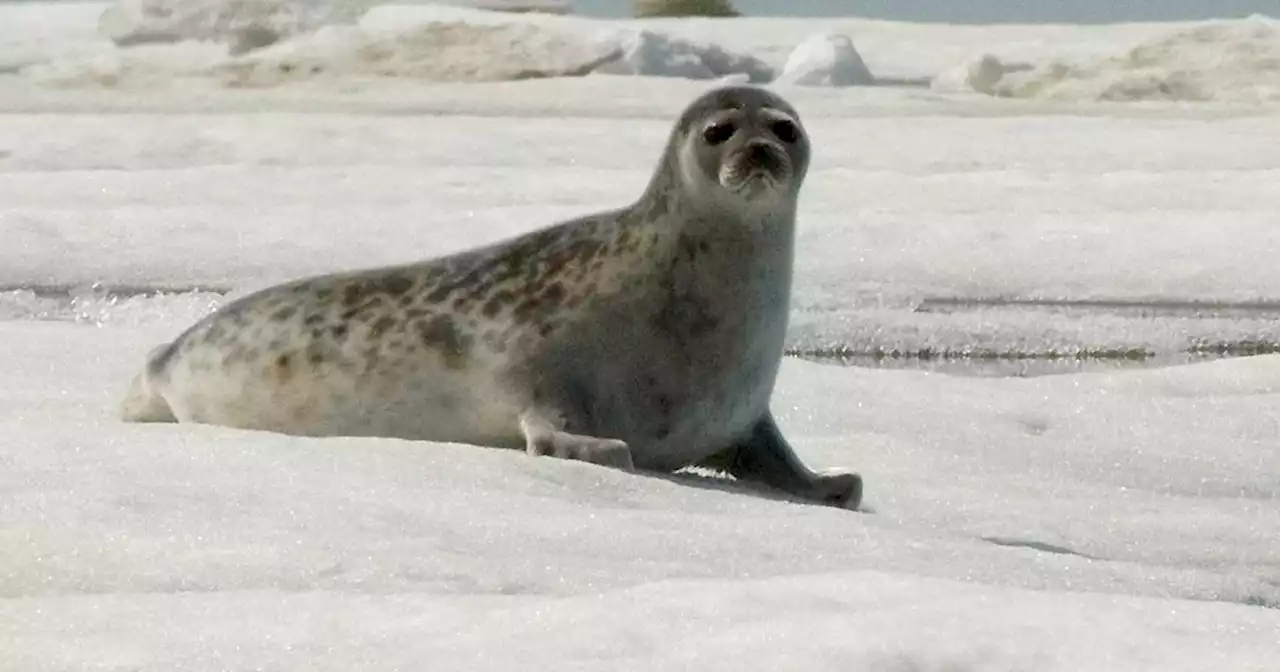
[119,371,176,423]
[119,347,178,423]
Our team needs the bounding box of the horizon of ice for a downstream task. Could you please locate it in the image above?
[1,1,1277,101]
[16,1,777,87]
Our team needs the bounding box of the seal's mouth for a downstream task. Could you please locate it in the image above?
[718,142,791,196]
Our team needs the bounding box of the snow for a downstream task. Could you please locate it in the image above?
[2,1,1280,669]
[3,321,1279,668]
[777,33,874,87]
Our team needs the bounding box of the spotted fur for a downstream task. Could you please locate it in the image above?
[120,84,863,509]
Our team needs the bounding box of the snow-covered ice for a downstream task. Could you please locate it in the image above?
[3,1,1279,101]
[1,2,1279,669]
[961,15,1280,102]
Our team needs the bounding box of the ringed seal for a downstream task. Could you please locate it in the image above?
[120,84,863,509]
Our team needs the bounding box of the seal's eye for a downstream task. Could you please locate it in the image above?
[702,121,736,146]
[770,119,800,144]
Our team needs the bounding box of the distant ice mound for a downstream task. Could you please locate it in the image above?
[940,16,1280,103]
[24,19,623,88]
[777,33,874,87]
[592,29,773,82]
[217,21,623,85]
[29,9,778,88]
[99,0,368,55]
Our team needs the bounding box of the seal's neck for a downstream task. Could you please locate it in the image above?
[670,193,799,250]
[644,195,799,311]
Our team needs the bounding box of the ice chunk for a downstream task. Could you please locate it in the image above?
[592,29,772,82]
[777,33,873,87]
[930,53,1031,95]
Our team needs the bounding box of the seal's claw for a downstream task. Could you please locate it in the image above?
[570,437,635,471]
[532,433,635,471]
[520,409,634,471]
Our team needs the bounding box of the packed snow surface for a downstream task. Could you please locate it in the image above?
[3,326,1280,669]
[2,2,1279,669]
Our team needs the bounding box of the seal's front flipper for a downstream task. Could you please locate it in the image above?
[700,412,862,509]
[519,408,635,471]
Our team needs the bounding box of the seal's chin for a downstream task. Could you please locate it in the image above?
[719,170,783,199]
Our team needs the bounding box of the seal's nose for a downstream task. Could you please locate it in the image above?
[745,140,782,173]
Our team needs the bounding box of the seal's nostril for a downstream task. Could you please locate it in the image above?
[746,142,781,171]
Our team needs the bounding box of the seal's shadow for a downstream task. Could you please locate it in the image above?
[658,469,872,513]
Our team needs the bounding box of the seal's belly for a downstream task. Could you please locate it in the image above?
[165,357,523,446]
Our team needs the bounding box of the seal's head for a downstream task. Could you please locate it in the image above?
[667,85,811,209]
